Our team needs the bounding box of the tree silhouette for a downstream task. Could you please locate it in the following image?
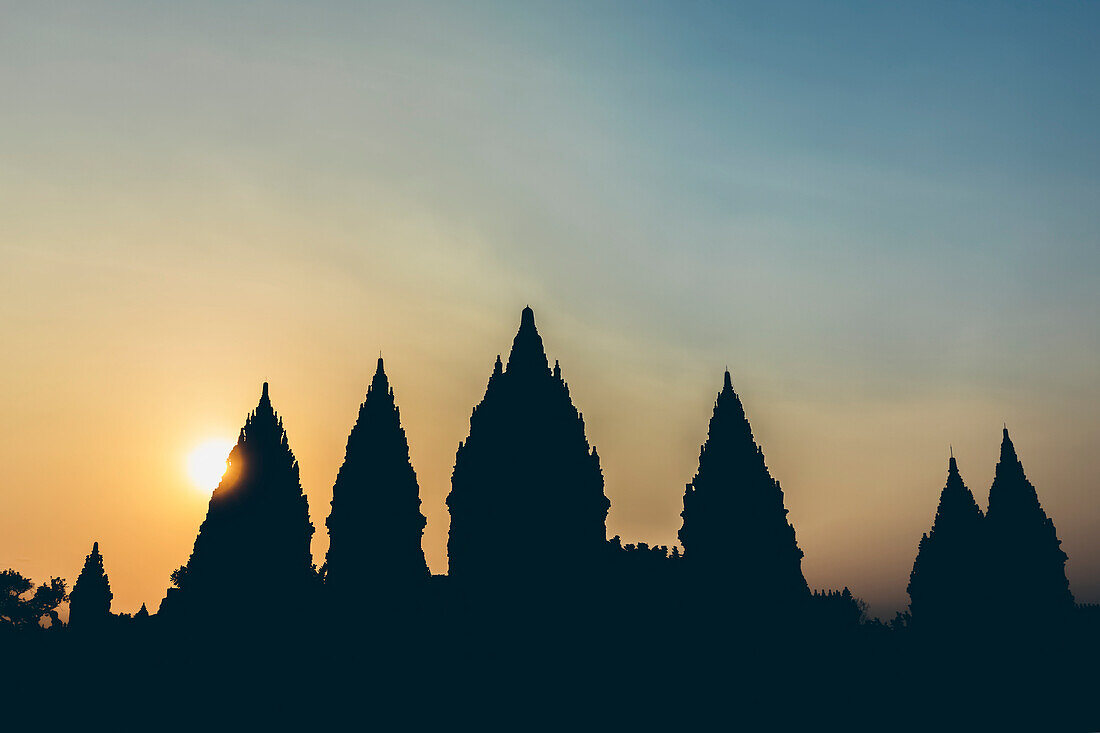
[69,541,113,629]
[985,428,1074,626]
[0,570,67,630]
[447,307,609,586]
[811,587,867,628]
[163,382,316,622]
[325,358,429,605]
[907,455,986,631]
[679,370,809,608]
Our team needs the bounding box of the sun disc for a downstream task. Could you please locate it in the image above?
[186,438,235,493]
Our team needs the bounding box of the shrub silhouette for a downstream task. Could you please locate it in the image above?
[811,587,867,628]
[605,536,682,582]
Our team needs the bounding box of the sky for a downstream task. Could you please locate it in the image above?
[1,1,1098,619]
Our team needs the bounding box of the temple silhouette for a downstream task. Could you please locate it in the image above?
[679,369,809,615]
[907,453,987,632]
[447,306,609,589]
[985,427,1075,626]
[4,306,1099,729]
[907,434,1074,634]
[68,542,113,630]
[159,382,316,622]
[324,357,429,609]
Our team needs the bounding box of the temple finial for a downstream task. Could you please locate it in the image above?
[507,307,548,372]
[999,425,1019,465]
[723,369,733,392]
[369,356,389,395]
[256,381,273,413]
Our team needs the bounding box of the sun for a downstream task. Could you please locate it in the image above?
[186,438,236,493]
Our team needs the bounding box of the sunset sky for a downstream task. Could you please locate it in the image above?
[2,2,1099,618]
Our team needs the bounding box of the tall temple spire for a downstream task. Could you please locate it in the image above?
[988,428,1041,518]
[164,382,316,622]
[907,454,986,631]
[448,307,609,587]
[325,357,429,604]
[679,371,808,608]
[985,428,1073,624]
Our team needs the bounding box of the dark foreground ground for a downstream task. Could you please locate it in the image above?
[4,594,1099,731]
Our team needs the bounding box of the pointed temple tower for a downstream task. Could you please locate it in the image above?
[679,371,809,605]
[325,358,429,601]
[985,428,1073,623]
[168,383,316,620]
[907,454,986,631]
[447,307,609,586]
[69,541,113,628]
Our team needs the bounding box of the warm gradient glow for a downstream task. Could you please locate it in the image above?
[2,3,1099,620]
[186,438,235,494]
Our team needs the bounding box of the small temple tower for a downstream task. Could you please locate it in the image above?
[907,453,986,631]
[166,383,316,621]
[679,371,809,607]
[447,307,609,586]
[69,541,113,628]
[325,358,429,602]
